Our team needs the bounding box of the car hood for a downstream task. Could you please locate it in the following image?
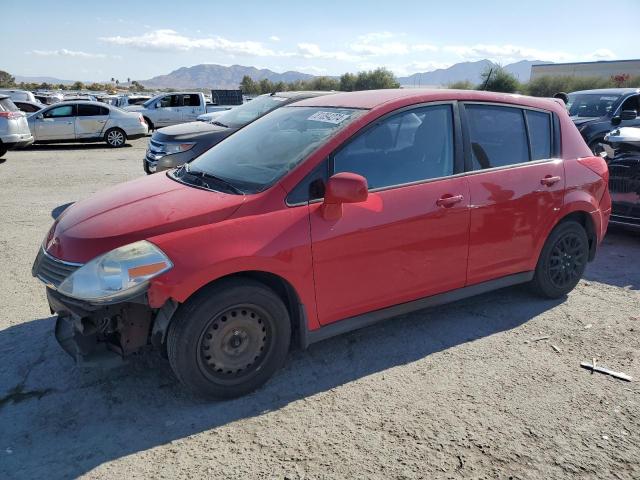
[571,116,600,126]
[46,173,245,263]
[153,122,236,142]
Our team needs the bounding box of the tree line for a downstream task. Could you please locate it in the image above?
[0,71,146,92]
[239,68,399,94]
[449,66,640,96]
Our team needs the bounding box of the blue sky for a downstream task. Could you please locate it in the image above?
[5,0,639,81]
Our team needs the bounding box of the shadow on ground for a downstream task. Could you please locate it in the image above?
[0,285,559,479]
[584,227,639,290]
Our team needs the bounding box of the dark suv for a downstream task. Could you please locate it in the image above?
[568,88,640,154]
[144,91,333,173]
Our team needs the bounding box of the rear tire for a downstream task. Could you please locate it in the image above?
[167,279,291,399]
[105,128,126,147]
[530,221,589,298]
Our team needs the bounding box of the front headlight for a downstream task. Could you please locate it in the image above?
[163,142,196,154]
[57,240,173,303]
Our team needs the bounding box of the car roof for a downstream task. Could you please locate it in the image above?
[292,88,564,112]
[570,88,640,95]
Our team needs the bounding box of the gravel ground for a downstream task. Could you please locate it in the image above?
[0,139,639,479]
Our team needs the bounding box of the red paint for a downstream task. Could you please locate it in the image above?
[44,90,610,332]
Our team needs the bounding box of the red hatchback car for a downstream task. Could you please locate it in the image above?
[33,89,611,398]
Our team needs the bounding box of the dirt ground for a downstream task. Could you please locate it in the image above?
[0,139,638,479]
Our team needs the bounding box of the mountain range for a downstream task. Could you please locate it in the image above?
[14,59,549,89]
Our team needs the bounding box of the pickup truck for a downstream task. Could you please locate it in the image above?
[124,92,218,130]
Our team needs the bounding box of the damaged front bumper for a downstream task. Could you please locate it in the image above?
[47,288,176,366]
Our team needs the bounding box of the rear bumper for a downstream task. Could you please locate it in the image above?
[1,133,34,149]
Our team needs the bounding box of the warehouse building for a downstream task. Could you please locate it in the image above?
[531,59,640,80]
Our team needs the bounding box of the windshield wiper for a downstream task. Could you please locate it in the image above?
[212,120,229,128]
[185,165,244,194]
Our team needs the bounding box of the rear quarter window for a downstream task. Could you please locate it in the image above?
[0,98,18,112]
[525,110,552,160]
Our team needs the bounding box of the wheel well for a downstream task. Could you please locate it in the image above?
[558,211,597,261]
[143,117,153,129]
[170,271,305,349]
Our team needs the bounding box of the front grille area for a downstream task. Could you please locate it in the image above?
[32,248,81,288]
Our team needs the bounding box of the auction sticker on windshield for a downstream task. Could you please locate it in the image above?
[308,111,352,124]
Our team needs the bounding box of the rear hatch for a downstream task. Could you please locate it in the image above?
[0,97,31,136]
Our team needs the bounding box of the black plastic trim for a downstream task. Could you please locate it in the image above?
[304,271,534,347]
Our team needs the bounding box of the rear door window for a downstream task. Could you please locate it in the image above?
[182,94,201,107]
[466,105,529,170]
[77,104,109,116]
[526,110,552,160]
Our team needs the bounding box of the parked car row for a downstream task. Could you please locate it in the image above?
[32,88,613,399]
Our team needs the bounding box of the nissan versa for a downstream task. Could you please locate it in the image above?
[33,89,611,398]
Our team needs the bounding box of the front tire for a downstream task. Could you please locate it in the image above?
[0,142,6,158]
[531,221,589,298]
[105,128,126,148]
[167,279,291,399]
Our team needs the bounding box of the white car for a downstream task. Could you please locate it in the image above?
[0,95,33,157]
[28,101,148,147]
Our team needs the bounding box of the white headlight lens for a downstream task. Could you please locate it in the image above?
[57,240,172,302]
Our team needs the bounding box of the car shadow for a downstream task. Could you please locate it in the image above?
[51,202,75,220]
[25,143,133,151]
[584,227,639,290]
[0,285,561,478]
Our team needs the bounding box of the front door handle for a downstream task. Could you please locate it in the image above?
[436,194,464,208]
[541,175,561,186]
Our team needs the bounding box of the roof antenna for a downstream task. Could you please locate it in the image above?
[481,67,493,91]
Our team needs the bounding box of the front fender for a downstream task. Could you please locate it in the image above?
[146,204,321,330]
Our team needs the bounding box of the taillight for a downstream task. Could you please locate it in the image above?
[139,115,146,125]
[0,111,24,119]
[578,156,609,183]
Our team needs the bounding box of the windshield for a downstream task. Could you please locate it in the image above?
[214,95,290,128]
[567,93,621,118]
[172,106,363,193]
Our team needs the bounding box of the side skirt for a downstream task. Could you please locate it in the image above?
[303,271,534,348]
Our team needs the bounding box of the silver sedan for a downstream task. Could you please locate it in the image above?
[27,101,148,147]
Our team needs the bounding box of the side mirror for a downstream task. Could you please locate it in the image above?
[321,172,368,220]
[621,109,638,121]
[612,116,621,126]
[155,102,162,109]
[36,113,43,119]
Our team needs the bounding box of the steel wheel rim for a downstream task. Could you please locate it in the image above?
[197,304,273,385]
[108,130,124,146]
[548,232,587,289]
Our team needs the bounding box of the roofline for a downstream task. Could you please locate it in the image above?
[533,58,640,67]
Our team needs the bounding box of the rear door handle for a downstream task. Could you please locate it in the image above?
[540,175,561,186]
[436,194,464,208]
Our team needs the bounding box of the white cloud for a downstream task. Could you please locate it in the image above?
[293,65,328,74]
[443,44,571,63]
[350,32,437,56]
[296,43,358,61]
[269,35,281,42]
[100,29,278,57]
[28,49,108,59]
[587,48,616,60]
